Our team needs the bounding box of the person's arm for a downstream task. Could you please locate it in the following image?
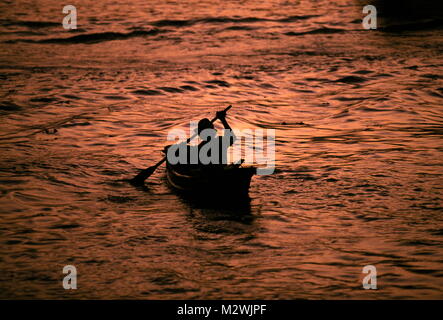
[216,110,236,146]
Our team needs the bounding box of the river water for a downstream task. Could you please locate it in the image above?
[0,0,442,299]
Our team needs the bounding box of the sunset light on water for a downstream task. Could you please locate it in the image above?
[0,0,442,302]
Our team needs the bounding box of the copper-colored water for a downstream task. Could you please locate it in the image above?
[0,0,442,299]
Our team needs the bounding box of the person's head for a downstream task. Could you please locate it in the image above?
[198,118,216,139]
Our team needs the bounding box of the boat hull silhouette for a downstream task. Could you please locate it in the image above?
[165,161,255,200]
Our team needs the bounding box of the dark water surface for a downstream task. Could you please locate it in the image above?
[0,0,442,299]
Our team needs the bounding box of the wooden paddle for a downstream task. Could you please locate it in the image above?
[129,105,232,185]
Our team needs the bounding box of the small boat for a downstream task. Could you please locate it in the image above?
[165,160,256,199]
